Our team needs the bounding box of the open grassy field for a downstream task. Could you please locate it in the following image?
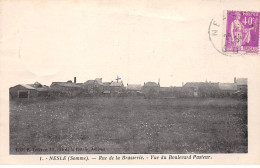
[10,97,247,154]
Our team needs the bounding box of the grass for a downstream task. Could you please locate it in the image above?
[10,97,248,154]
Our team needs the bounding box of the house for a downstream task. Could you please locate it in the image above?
[142,82,160,98]
[197,82,220,97]
[83,78,104,95]
[109,81,125,92]
[219,83,237,91]
[35,85,50,97]
[235,77,247,93]
[31,82,50,97]
[126,84,142,96]
[219,83,237,97]
[50,81,83,97]
[183,82,220,97]
[9,82,50,99]
[159,86,194,98]
[103,82,112,93]
[182,82,202,97]
[127,84,142,91]
[177,87,195,98]
[159,87,174,97]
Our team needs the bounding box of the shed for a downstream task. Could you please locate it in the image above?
[10,84,36,99]
[9,83,40,99]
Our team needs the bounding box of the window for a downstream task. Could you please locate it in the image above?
[18,91,29,98]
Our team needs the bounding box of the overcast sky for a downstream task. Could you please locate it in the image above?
[1,0,259,87]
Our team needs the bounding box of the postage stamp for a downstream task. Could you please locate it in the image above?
[223,11,260,54]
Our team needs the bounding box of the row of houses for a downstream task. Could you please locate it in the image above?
[182,77,247,97]
[9,77,247,99]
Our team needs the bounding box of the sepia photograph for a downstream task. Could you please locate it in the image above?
[9,77,248,154]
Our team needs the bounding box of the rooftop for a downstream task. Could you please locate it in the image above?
[110,81,124,87]
[219,83,237,90]
[236,78,247,85]
[20,84,35,90]
[84,78,103,85]
[51,82,82,88]
[183,82,219,88]
[127,84,142,90]
[144,82,159,87]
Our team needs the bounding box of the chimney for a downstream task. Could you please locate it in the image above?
[234,77,236,83]
[182,82,184,86]
[74,77,76,83]
[158,78,160,86]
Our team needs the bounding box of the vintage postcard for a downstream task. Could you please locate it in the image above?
[0,0,260,165]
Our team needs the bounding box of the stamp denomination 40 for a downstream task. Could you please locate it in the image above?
[224,11,259,54]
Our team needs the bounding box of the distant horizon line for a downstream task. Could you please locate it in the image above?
[12,77,248,88]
